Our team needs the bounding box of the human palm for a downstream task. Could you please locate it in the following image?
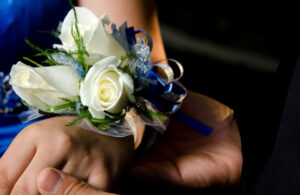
[131,91,242,189]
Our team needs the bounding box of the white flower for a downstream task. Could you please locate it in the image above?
[54,7,125,61]
[9,62,81,111]
[80,56,135,119]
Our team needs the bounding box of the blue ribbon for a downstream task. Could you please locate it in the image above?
[140,67,213,135]
[141,66,185,113]
[135,30,153,51]
[125,27,153,53]
[174,111,213,135]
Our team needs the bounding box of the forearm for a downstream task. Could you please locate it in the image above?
[77,0,166,62]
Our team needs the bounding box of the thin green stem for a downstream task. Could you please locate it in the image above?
[23,57,43,67]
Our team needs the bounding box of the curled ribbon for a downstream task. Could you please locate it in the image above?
[142,63,186,114]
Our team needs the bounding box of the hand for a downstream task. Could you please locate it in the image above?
[131,91,242,189]
[0,116,133,194]
[37,167,118,195]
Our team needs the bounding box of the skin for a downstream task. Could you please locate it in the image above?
[35,92,242,194]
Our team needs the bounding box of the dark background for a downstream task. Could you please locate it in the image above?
[131,1,300,194]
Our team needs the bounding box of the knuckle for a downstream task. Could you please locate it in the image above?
[55,134,74,154]
[22,122,43,138]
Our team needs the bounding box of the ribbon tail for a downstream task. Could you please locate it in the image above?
[174,111,213,135]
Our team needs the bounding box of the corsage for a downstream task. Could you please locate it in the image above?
[8,3,212,148]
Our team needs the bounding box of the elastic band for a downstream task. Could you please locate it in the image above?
[174,111,213,135]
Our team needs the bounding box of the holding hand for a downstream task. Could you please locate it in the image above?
[0,116,134,194]
[131,91,242,189]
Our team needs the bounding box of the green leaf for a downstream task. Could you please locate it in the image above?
[23,57,43,67]
[21,99,33,108]
[47,102,76,112]
[91,114,125,124]
[93,123,109,130]
[148,110,168,120]
[69,0,89,73]
[133,98,153,121]
[66,117,81,126]
[59,97,74,103]
[25,39,57,65]
[51,30,60,38]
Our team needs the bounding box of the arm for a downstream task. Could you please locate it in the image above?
[77,0,166,62]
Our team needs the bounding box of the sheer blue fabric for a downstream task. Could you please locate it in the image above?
[0,0,70,156]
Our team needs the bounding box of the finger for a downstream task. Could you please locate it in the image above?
[0,131,36,194]
[87,166,111,190]
[10,146,66,195]
[37,168,116,195]
[61,148,110,189]
[61,152,91,182]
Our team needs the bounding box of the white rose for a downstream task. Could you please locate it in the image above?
[9,62,81,111]
[80,56,135,119]
[54,7,125,60]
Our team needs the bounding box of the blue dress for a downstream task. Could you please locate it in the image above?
[0,0,70,155]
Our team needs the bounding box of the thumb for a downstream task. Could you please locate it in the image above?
[37,167,116,195]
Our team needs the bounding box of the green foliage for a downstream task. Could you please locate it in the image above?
[66,106,125,130]
[132,97,167,121]
[25,39,57,65]
[132,97,152,120]
[148,110,168,120]
[59,97,74,103]
[120,52,137,61]
[46,102,76,112]
[22,57,43,67]
[120,52,137,78]
[120,64,134,78]
[21,99,33,108]
[51,30,60,38]
[69,0,89,73]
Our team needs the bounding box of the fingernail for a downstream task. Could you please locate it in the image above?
[39,168,63,194]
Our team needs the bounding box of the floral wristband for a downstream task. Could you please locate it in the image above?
[8,3,187,148]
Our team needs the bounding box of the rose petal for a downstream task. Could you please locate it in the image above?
[10,62,54,90]
[61,7,98,33]
[80,66,98,106]
[93,55,121,69]
[119,71,135,102]
[12,86,49,111]
[106,85,128,114]
[85,14,126,58]
[59,7,98,49]
[88,106,105,119]
[10,62,79,111]
[34,66,80,96]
